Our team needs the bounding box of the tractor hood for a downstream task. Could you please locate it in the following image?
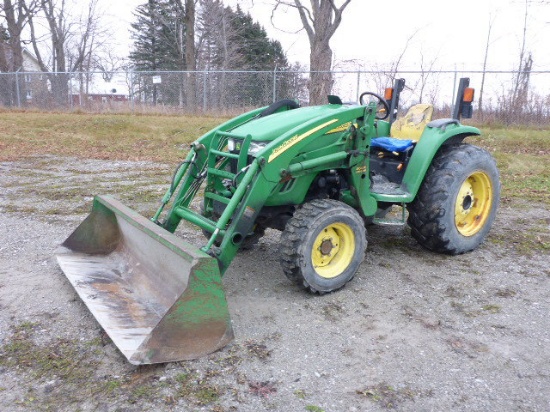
[230,104,359,142]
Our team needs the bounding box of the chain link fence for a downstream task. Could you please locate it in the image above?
[1,69,549,123]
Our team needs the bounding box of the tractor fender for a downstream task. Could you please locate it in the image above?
[401,119,481,200]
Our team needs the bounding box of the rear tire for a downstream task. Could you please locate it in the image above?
[407,143,500,254]
[280,199,367,294]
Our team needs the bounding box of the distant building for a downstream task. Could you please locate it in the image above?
[0,45,49,106]
[70,74,129,106]
[21,49,50,103]
[70,92,128,106]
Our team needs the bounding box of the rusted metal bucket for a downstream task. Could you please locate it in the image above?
[55,195,233,365]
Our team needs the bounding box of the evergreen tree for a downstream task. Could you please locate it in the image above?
[228,5,287,71]
[196,1,292,107]
[129,0,302,107]
[130,0,187,104]
[130,0,185,72]
[197,2,287,72]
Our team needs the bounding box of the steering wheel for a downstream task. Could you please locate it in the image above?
[359,92,390,120]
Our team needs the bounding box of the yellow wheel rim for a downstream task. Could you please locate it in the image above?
[311,222,355,279]
[454,171,493,237]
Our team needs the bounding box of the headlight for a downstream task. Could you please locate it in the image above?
[248,141,268,155]
[228,139,268,156]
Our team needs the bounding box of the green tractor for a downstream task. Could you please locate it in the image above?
[56,78,500,364]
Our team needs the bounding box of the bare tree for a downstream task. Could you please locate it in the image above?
[71,0,110,100]
[94,48,130,81]
[271,0,351,105]
[414,48,440,104]
[511,0,532,113]
[196,0,245,107]
[1,0,33,71]
[0,0,37,105]
[168,0,197,108]
[478,14,496,119]
[179,0,196,107]
[366,29,421,107]
[197,0,243,71]
[25,0,109,106]
[68,0,107,72]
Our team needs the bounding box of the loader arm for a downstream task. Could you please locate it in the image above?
[158,103,379,274]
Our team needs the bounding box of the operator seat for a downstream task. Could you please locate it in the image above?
[371,103,434,152]
[390,103,434,141]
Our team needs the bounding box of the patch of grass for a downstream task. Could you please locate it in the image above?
[495,288,517,298]
[305,405,325,412]
[1,204,40,214]
[175,372,194,383]
[1,160,171,216]
[16,321,40,331]
[194,384,223,405]
[0,111,227,163]
[468,127,550,205]
[174,367,224,406]
[214,345,243,368]
[482,304,502,314]
[489,219,550,256]
[452,301,503,318]
[0,321,107,409]
[356,382,417,409]
[244,340,272,361]
[0,331,98,382]
[294,389,307,399]
[322,301,345,321]
[2,114,548,208]
[0,322,236,410]
[104,380,122,393]
[130,384,157,401]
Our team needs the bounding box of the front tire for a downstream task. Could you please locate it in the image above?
[280,199,367,294]
[407,143,500,254]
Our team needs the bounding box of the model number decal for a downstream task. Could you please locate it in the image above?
[268,119,339,163]
[327,121,351,134]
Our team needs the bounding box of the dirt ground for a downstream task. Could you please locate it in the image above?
[1,155,549,412]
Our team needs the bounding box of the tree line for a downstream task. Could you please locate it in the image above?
[0,0,352,108]
[128,0,305,107]
[1,0,544,119]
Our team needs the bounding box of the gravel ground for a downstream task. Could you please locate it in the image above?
[0,155,549,412]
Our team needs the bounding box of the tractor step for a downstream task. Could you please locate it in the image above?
[373,217,406,226]
[373,204,407,226]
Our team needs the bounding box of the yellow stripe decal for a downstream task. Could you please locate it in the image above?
[268,119,339,163]
[327,121,352,134]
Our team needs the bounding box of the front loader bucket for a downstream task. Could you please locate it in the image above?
[55,195,233,365]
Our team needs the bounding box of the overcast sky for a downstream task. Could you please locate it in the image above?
[102,0,550,71]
